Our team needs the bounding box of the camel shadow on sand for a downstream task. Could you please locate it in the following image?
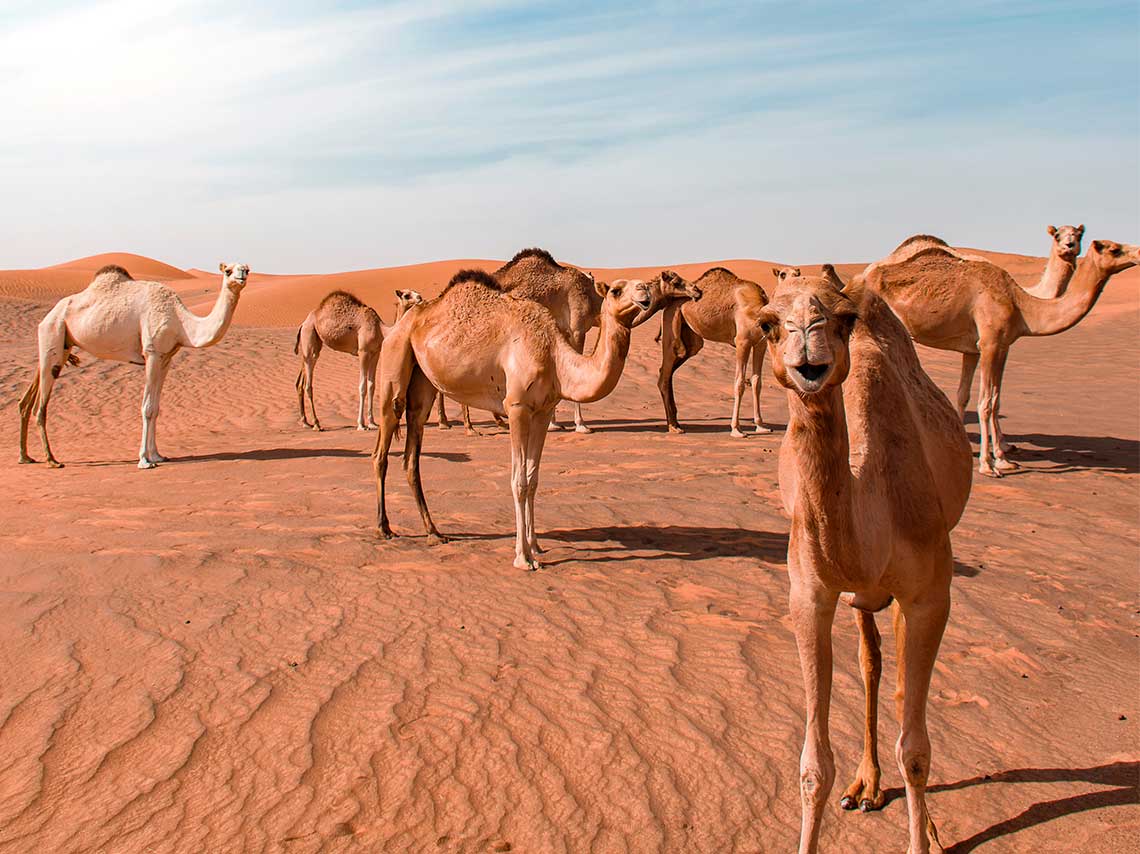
[178,447,471,463]
[535,524,789,564]
[1001,433,1139,475]
[879,761,1137,853]
[574,417,787,435]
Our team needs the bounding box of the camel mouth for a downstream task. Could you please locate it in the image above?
[789,361,831,390]
[633,295,652,310]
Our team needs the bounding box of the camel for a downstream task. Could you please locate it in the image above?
[656,266,775,437]
[773,265,802,285]
[757,272,972,854]
[855,234,1139,475]
[1024,224,1083,298]
[19,262,249,469]
[372,268,691,570]
[294,288,423,431]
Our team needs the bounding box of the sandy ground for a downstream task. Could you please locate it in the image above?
[0,250,1136,853]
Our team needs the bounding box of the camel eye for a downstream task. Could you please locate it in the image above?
[610,285,623,297]
[760,322,773,336]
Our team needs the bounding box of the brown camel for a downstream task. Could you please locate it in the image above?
[294,288,423,431]
[656,266,774,436]
[1024,224,1083,298]
[856,235,1139,475]
[757,273,972,854]
[19,263,249,469]
[372,268,685,570]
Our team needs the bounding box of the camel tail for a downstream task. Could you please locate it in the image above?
[294,325,302,355]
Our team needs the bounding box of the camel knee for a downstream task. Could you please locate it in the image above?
[897,736,932,787]
[799,753,836,808]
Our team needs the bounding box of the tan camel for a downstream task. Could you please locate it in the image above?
[1024,224,1083,298]
[656,266,774,436]
[757,273,972,854]
[19,262,249,469]
[773,265,802,285]
[372,268,688,570]
[294,288,423,431]
[856,235,1139,475]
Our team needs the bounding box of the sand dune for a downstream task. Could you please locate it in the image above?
[0,246,1136,852]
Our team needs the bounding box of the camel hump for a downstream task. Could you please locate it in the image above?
[496,247,561,274]
[319,289,365,309]
[94,264,133,281]
[894,234,949,252]
[699,266,737,279]
[446,268,501,292]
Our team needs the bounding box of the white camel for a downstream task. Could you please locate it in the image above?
[19,262,249,469]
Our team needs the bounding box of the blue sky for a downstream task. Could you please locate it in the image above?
[1,0,1136,271]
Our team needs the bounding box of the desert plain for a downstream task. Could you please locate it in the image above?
[0,249,1136,853]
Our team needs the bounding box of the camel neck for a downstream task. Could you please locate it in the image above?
[1013,256,1111,337]
[180,283,240,348]
[786,387,860,575]
[557,308,632,403]
[1026,251,1076,299]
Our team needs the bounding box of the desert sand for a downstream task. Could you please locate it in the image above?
[0,249,1136,853]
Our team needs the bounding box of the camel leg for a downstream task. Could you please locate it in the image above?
[730,338,750,438]
[789,574,839,854]
[295,368,308,426]
[565,332,592,434]
[366,351,379,429]
[29,315,71,468]
[436,391,452,430]
[956,352,978,422]
[750,339,772,434]
[137,353,167,469]
[523,406,554,557]
[144,353,175,464]
[507,403,539,570]
[976,343,1015,476]
[894,583,951,854]
[403,366,448,543]
[840,609,886,812]
[658,304,703,433]
[493,412,509,430]
[461,405,481,437]
[18,374,41,464]
[373,335,416,539]
[988,349,1017,458]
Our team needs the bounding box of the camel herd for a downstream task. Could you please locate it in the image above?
[13,228,1138,854]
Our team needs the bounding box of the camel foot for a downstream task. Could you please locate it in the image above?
[18,455,35,464]
[426,532,450,546]
[730,428,746,438]
[994,455,1019,471]
[438,421,452,430]
[978,461,1002,478]
[754,424,773,434]
[574,424,593,434]
[378,526,397,540]
[311,424,323,432]
[514,555,542,571]
[357,424,374,432]
[547,422,566,432]
[47,458,64,469]
[299,419,313,428]
[667,424,685,435]
[137,459,157,470]
[148,454,169,464]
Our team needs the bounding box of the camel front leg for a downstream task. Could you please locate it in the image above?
[305,354,322,431]
[840,609,885,812]
[404,367,448,544]
[461,405,481,437]
[373,343,415,539]
[507,403,539,570]
[750,339,772,434]
[730,338,750,438]
[145,353,175,464]
[436,391,451,429]
[956,352,978,422]
[894,586,951,854]
[976,343,1015,476]
[523,407,554,557]
[789,573,839,854]
[138,354,165,469]
[356,351,371,430]
[365,351,379,429]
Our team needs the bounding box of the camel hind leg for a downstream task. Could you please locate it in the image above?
[373,327,417,539]
[436,391,452,429]
[403,365,448,543]
[956,352,978,422]
[840,608,886,813]
[18,375,41,464]
[523,406,554,557]
[658,304,703,434]
[730,338,750,437]
[28,313,72,468]
[750,339,771,434]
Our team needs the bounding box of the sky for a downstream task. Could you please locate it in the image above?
[1,0,1137,272]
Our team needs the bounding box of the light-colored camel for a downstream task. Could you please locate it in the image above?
[757,273,972,854]
[19,262,249,469]
[295,288,423,431]
[656,266,775,436]
[856,234,1139,475]
[1024,224,1083,298]
[372,268,689,570]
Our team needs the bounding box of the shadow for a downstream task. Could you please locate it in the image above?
[178,448,470,463]
[953,560,980,578]
[1002,432,1139,475]
[536,524,789,564]
[877,762,1139,853]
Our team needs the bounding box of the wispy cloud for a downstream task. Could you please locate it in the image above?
[0,1,1136,270]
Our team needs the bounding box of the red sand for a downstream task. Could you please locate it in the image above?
[0,249,1136,852]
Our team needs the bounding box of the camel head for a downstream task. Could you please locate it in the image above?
[219,262,250,293]
[394,288,424,309]
[757,275,859,396]
[655,270,703,303]
[772,266,801,285]
[1086,239,1140,275]
[1047,224,1084,261]
[594,277,657,326]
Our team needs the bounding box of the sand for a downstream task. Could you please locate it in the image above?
[0,249,1136,853]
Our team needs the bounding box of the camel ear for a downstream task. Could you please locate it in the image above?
[1091,240,1105,253]
[1076,224,1085,237]
[1047,225,1057,237]
[219,262,228,273]
[594,278,609,297]
[821,264,844,290]
[771,267,781,279]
